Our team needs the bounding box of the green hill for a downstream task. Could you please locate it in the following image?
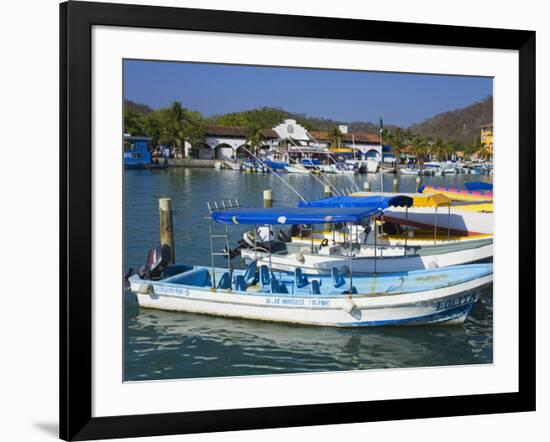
[124,96,492,147]
[409,96,492,145]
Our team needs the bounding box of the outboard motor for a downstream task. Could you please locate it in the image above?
[138,244,172,280]
[223,246,242,260]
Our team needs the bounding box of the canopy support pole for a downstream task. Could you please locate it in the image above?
[447,205,451,240]
[374,216,378,275]
[434,207,438,246]
[348,222,353,293]
[254,224,258,261]
[268,224,272,273]
[225,223,232,289]
[404,206,409,256]
[208,216,217,289]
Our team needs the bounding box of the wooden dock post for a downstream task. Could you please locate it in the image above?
[159,197,175,264]
[323,185,332,198]
[363,181,370,192]
[263,189,273,208]
[393,176,399,193]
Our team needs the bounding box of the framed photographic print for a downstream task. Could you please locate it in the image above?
[60,1,535,440]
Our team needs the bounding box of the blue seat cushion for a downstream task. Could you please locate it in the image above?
[164,268,211,287]
[234,275,247,291]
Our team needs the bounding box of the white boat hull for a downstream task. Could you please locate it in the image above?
[365,160,380,173]
[384,206,494,235]
[286,165,311,174]
[131,274,492,327]
[241,242,493,274]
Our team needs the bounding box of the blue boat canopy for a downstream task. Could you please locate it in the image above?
[211,207,381,225]
[464,181,493,191]
[297,195,413,209]
[266,160,288,170]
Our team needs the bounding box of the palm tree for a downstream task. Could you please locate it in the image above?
[328,127,343,149]
[387,128,406,163]
[158,102,205,158]
[432,138,447,161]
[411,136,428,169]
[245,125,265,158]
[478,143,491,161]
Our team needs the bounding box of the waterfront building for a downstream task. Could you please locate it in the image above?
[185,126,279,160]
[185,119,383,161]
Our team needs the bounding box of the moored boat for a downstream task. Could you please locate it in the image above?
[129,262,492,327]
[420,184,493,202]
[400,167,419,175]
[238,194,492,273]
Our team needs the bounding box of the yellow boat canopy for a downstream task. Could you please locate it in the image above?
[412,194,451,207]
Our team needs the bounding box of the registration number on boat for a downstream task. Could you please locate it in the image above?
[266,297,330,307]
[155,286,191,297]
[436,293,477,311]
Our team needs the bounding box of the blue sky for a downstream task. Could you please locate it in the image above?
[124,60,492,127]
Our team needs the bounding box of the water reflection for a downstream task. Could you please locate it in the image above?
[124,287,492,380]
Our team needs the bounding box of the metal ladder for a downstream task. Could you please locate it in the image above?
[206,199,240,289]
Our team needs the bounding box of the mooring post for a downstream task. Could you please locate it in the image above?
[393,176,399,193]
[159,197,175,264]
[263,189,273,208]
[323,184,332,198]
[415,176,421,192]
[363,181,370,192]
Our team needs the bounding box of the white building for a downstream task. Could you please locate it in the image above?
[184,119,383,161]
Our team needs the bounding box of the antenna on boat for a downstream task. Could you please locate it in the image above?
[270,145,342,197]
[307,134,360,192]
[238,145,308,203]
[280,139,345,195]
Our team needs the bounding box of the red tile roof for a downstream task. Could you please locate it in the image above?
[308,131,379,143]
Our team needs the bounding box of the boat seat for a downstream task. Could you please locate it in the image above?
[331,267,346,288]
[294,268,309,288]
[217,272,231,290]
[260,265,272,287]
[342,286,358,295]
[243,260,258,286]
[234,275,247,292]
[164,268,211,287]
[270,278,289,294]
[311,279,321,295]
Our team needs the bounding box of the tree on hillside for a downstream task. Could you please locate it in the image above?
[124,106,145,136]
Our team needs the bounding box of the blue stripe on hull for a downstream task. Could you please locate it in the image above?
[339,303,474,327]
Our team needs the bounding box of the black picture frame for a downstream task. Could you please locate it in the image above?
[60,1,536,440]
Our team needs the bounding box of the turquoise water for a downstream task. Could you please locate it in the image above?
[124,168,493,381]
